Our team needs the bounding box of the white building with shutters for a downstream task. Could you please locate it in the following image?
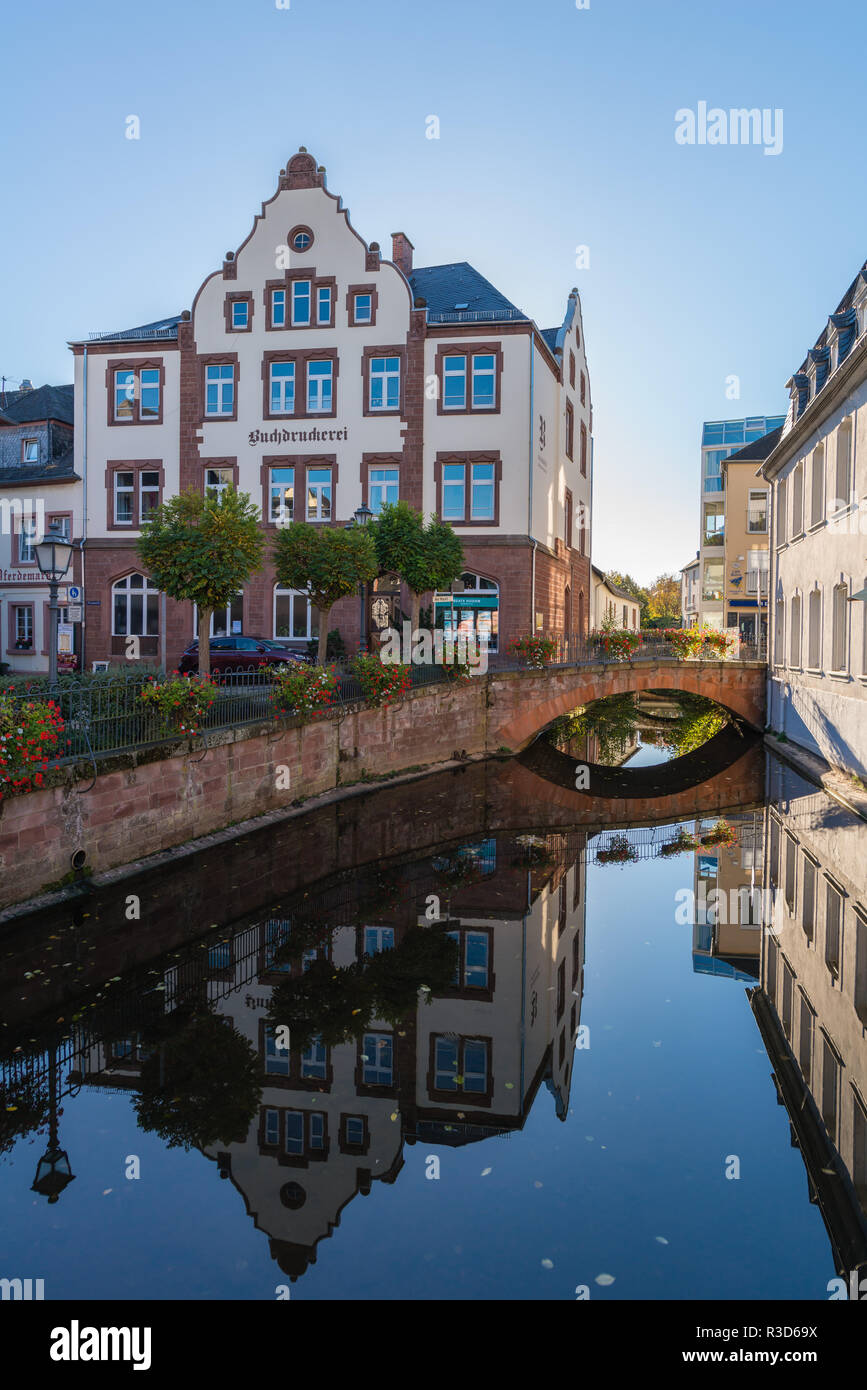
[760,259,867,780]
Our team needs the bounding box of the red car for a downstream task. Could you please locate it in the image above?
[178,636,312,675]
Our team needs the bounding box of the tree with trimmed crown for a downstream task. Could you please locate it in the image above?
[137,486,265,675]
[371,500,464,632]
[272,521,379,664]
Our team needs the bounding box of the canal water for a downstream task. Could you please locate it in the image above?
[1,740,865,1302]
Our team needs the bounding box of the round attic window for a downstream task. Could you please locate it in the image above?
[289,226,314,253]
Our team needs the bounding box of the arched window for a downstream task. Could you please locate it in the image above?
[832,583,849,672]
[789,594,802,668]
[112,573,159,636]
[274,585,319,642]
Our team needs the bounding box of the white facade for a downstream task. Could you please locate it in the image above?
[762,265,867,779]
[591,566,640,630]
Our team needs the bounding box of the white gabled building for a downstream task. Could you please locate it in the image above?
[761,259,867,779]
[69,147,594,669]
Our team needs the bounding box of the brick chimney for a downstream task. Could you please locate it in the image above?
[391,232,414,278]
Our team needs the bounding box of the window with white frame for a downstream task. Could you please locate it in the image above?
[269,467,294,524]
[811,445,824,525]
[369,467,398,514]
[774,599,785,665]
[112,573,159,636]
[114,471,135,525]
[432,1036,488,1094]
[802,857,816,942]
[789,594,802,667]
[194,595,243,638]
[306,466,332,521]
[231,300,249,330]
[369,356,401,411]
[834,418,852,510]
[791,463,804,536]
[822,1037,839,1138]
[776,477,787,545]
[17,515,38,563]
[264,1108,280,1146]
[825,882,842,979]
[306,361,333,413]
[205,467,234,503]
[832,583,848,671]
[274,585,318,641]
[362,1033,393,1086]
[21,438,38,463]
[345,1115,366,1146]
[139,470,160,523]
[204,364,234,416]
[300,1037,327,1080]
[316,285,332,324]
[443,356,467,409]
[855,910,867,1028]
[471,354,496,408]
[353,293,372,324]
[746,489,768,533]
[363,927,395,955]
[442,460,495,522]
[14,605,33,644]
[270,361,295,414]
[113,366,160,421]
[808,588,822,668]
[444,929,490,990]
[291,280,311,326]
[264,1026,290,1077]
[271,289,286,327]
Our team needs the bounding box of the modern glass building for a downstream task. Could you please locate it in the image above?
[698,416,786,629]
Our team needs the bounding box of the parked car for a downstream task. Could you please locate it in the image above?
[178,636,313,675]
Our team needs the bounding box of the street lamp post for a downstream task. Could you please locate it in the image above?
[34,523,74,684]
[352,503,373,650]
[31,1045,75,1204]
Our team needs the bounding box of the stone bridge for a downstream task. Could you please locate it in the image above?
[486,658,767,752]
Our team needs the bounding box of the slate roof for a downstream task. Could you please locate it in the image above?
[408,263,527,322]
[0,445,78,487]
[540,327,559,354]
[0,383,73,424]
[74,316,183,345]
[723,426,783,464]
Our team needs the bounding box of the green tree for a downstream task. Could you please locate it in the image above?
[272,522,378,663]
[371,501,464,631]
[137,487,265,675]
[647,573,681,622]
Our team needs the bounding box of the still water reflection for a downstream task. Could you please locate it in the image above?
[1,743,865,1300]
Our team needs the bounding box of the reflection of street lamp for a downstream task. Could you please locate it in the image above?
[31,1046,75,1204]
[34,524,74,683]
[352,503,373,650]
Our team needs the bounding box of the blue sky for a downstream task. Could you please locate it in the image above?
[1,0,864,583]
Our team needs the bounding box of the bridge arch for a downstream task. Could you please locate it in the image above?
[487,660,766,752]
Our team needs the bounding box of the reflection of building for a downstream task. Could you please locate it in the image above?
[754,757,867,1277]
[760,261,867,780]
[697,416,785,631]
[71,149,594,667]
[201,833,586,1281]
[690,811,762,981]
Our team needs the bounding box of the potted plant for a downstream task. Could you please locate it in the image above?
[596,833,638,865]
[700,819,739,849]
[508,635,559,668]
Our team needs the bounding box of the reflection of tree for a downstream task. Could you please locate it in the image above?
[0,1075,50,1155]
[267,927,459,1052]
[134,1014,261,1151]
[549,691,729,764]
[654,694,728,757]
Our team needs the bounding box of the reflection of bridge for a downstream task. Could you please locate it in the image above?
[486,658,766,752]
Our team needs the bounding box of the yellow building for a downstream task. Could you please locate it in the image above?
[720,429,779,652]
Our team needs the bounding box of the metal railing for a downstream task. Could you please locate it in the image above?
[3,633,762,772]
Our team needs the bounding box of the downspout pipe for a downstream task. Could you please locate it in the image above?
[528,332,536,634]
[81,346,88,672]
